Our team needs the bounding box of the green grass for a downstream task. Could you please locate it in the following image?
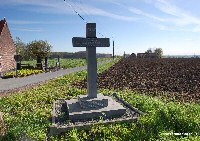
[21,58,112,69]
[21,59,86,69]
[0,58,200,140]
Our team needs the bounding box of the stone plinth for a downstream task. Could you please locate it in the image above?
[78,94,108,109]
[50,93,142,136]
[66,94,126,122]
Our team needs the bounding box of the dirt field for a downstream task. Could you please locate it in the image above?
[75,58,200,103]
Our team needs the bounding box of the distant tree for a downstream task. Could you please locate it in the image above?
[27,40,52,69]
[27,40,52,60]
[14,37,26,57]
[154,48,163,58]
[56,52,62,58]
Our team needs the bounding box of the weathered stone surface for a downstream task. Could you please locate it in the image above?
[0,112,6,136]
[49,117,138,135]
[73,23,110,98]
[49,93,142,136]
[72,37,110,47]
[78,94,108,109]
[66,94,126,122]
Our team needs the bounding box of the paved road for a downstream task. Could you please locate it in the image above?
[0,61,111,92]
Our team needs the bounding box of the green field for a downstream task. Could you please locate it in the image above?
[21,58,111,69]
[0,58,200,140]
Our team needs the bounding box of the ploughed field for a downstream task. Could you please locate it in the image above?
[75,58,200,103]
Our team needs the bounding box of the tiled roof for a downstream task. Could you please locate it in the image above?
[0,18,6,37]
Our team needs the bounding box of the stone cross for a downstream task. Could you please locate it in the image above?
[72,23,110,98]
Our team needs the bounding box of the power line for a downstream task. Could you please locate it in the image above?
[63,0,118,56]
[63,0,109,38]
[71,0,93,23]
[77,0,106,38]
[64,0,87,23]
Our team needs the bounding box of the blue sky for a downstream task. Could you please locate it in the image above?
[1,0,200,55]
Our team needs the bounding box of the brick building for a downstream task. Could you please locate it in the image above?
[0,18,16,75]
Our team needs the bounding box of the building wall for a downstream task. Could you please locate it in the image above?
[0,19,16,74]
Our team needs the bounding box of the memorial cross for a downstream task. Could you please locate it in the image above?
[72,23,110,98]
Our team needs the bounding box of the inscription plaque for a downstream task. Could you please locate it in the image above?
[72,37,110,47]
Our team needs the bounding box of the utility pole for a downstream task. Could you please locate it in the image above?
[113,40,115,60]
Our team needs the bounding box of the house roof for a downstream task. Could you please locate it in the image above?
[0,18,6,37]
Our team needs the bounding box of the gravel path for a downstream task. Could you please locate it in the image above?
[0,61,110,92]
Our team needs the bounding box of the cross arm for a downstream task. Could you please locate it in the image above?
[72,37,110,47]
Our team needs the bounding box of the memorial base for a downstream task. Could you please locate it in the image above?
[50,93,142,136]
[67,94,126,122]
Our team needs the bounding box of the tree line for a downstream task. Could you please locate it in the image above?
[15,37,52,61]
[145,48,163,58]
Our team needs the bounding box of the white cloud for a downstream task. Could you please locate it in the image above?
[8,20,72,25]
[154,0,200,25]
[11,27,43,32]
[73,3,135,21]
[0,0,58,7]
[8,20,41,25]
[1,0,135,22]
[150,23,170,31]
[193,26,200,32]
[154,0,180,17]
[129,8,165,22]
[131,0,200,33]
[4,0,200,32]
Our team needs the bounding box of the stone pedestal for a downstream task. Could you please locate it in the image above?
[78,94,108,109]
[66,94,126,122]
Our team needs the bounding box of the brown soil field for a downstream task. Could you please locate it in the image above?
[74,57,200,103]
